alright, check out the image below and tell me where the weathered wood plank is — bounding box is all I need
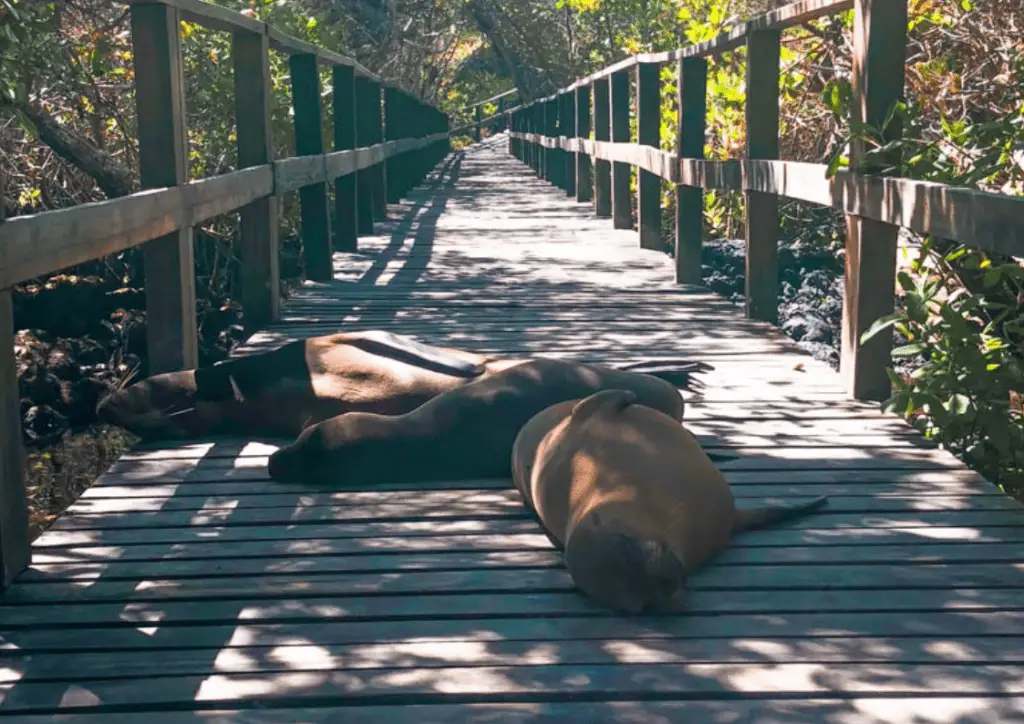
[130,1,199,374]
[0,289,30,590]
[636,61,662,249]
[575,84,592,203]
[123,0,264,34]
[610,69,633,229]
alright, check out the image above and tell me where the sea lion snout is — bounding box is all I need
[565,514,687,614]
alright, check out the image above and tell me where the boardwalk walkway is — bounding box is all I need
[2,136,1024,722]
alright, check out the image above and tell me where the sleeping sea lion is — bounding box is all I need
[97,329,710,441]
[265,359,687,486]
[510,389,829,614]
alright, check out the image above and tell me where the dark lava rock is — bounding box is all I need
[23,405,70,447]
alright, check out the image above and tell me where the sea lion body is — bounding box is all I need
[96,331,525,439]
[512,389,828,614]
[266,359,685,486]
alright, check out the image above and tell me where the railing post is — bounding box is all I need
[130,3,198,374]
[544,99,557,185]
[384,86,402,203]
[333,64,358,252]
[369,81,387,221]
[841,0,908,401]
[610,69,632,229]
[474,104,482,143]
[355,75,375,235]
[289,52,333,282]
[0,199,30,590]
[676,57,707,285]
[575,84,593,203]
[744,29,781,323]
[531,105,542,175]
[498,96,506,133]
[637,61,661,249]
[561,91,576,197]
[593,78,612,218]
[232,25,279,330]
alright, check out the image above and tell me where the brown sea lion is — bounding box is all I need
[97,329,710,441]
[510,389,828,614]
[265,359,687,486]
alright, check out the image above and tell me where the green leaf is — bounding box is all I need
[892,342,926,357]
[860,312,902,344]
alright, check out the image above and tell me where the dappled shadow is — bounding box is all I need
[2,136,1024,721]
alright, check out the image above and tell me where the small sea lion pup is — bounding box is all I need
[266,359,689,486]
[97,328,709,441]
[510,389,829,615]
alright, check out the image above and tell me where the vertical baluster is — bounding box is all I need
[593,78,612,218]
[575,84,593,204]
[333,64,358,252]
[610,69,632,229]
[637,61,661,249]
[232,25,280,327]
[355,75,375,235]
[841,0,909,400]
[675,57,708,285]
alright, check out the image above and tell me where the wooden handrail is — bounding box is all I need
[0,0,454,590]
[508,0,1020,404]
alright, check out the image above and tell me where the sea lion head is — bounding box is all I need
[95,370,204,439]
[564,509,687,615]
[266,411,414,486]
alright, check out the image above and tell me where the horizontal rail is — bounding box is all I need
[0,134,450,288]
[456,88,519,113]
[510,132,1024,257]
[122,0,382,82]
[523,0,853,106]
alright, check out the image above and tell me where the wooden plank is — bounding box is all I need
[744,28,781,325]
[675,56,707,284]
[130,1,199,374]
[2,658,1024,713]
[840,0,908,401]
[332,63,358,252]
[289,52,333,282]
[9,634,1024,688]
[562,91,576,196]
[575,84,592,203]
[3,584,1024,629]
[610,69,632,229]
[0,286,30,590]
[636,61,661,249]
[5,698,1024,724]
[8,608,1024,654]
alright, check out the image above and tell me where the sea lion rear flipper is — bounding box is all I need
[354,331,486,378]
[731,495,829,535]
[570,389,637,425]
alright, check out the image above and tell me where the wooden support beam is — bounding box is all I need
[561,91,576,197]
[130,2,198,374]
[332,64,358,252]
[675,57,708,285]
[0,195,30,591]
[474,105,482,143]
[610,69,633,230]
[576,84,593,203]
[841,0,909,401]
[744,29,781,324]
[544,99,557,185]
[368,81,387,221]
[355,75,375,235]
[232,27,279,331]
[593,78,612,218]
[384,87,403,204]
[289,52,333,282]
[637,61,662,249]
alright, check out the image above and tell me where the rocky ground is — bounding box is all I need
[700,237,847,369]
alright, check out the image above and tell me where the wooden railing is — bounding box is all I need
[507,0,1023,399]
[0,0,457,588]
[452,88,519,142]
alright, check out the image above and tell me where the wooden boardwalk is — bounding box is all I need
[2,136,1024,722]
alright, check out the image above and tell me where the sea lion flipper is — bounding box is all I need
[731,495,829,535]
[570,389,637,425]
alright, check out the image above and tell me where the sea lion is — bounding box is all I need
[510,389,828,614]
[95,331,527,440]
[266,359,687,486]
[97,329,710,441]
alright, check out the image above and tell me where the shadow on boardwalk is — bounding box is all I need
[1,135,1023,721]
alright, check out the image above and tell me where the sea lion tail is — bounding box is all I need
[731,495,829,535]
[615,359,712,391]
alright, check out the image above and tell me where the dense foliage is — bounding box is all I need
[1,0,1022,532]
